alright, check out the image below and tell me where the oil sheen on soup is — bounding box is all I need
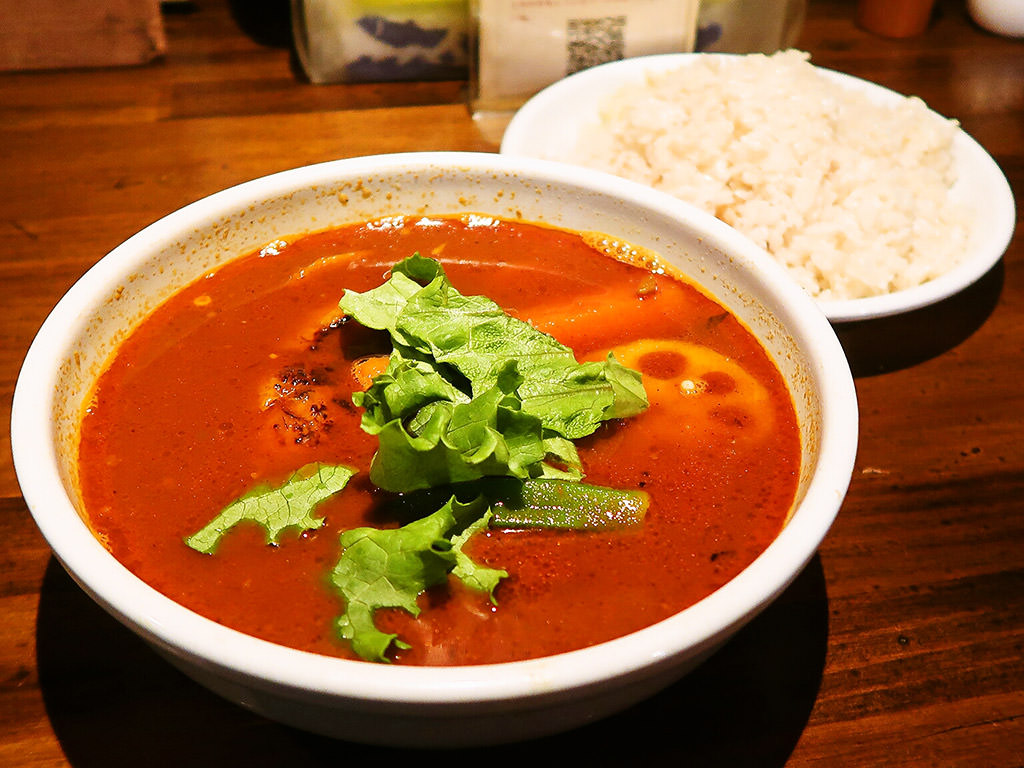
[78,214,801,666]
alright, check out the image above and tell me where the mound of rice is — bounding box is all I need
[572,50,971,301]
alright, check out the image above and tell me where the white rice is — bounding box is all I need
[572,50,971,301]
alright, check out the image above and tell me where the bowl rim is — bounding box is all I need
[12,150,859,706]
[500,52,1017,324]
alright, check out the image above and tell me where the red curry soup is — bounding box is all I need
[78,214,800,666]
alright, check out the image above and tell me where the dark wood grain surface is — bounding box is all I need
[1,1,1021,765]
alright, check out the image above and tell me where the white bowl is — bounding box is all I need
[969,0,1024,37]
[501,54,1016,323]
[12,152,858,747]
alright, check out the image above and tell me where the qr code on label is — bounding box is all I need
[566,16,626,74]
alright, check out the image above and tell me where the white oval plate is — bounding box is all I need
[501,53,1016,323]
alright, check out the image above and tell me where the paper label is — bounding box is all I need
[475,0,699,105]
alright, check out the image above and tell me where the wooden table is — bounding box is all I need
[2,1,1021,764]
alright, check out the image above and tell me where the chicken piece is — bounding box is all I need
[259,365,335,445]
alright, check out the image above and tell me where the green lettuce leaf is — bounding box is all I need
[330,495,505,662]
[337,254,442,335]
[355,354,574,492]
[185,463,356,554]
[451,510,508,600]
[340,255,647,491]
[357,257,648,432]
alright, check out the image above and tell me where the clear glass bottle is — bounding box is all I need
[695,0,806,53]
[293,0,470,83]
[468,0,701,117]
